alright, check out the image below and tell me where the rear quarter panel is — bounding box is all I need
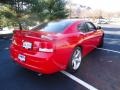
[54,32,84,68]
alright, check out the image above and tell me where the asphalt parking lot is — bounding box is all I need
[0,25,120,90]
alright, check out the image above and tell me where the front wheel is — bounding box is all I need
[67,47,82,73]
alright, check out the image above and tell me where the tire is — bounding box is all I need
[67,47,82,73]
[98,34,104,47]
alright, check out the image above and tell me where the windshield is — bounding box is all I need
[31,20,73,33]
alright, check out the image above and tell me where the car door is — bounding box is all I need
[77,22,98,56]
[85,22,99,48]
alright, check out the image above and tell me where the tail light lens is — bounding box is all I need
[39,42,54,53]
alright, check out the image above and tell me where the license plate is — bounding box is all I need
[23,41,32,49]
[18,54,26,62]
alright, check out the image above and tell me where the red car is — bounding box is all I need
[10,19,104,74]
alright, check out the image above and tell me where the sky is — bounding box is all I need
[71,0,120,12]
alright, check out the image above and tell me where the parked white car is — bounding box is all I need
[96,19,109,24]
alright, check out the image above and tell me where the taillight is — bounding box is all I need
[39,42,54,53]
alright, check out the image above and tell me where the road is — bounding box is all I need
[0,25,120,90]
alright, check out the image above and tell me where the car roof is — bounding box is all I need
[59,19,88,23]
[52,19,88,24]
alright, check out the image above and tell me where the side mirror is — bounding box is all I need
[96,26,102,29]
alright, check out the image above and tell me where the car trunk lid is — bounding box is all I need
[12,30,56,54]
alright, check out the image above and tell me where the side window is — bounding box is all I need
[86,22,96,32]
[77,23,86,33]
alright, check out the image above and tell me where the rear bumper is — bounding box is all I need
[10,45,67,74]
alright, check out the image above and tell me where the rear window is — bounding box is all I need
[31,20,73,33]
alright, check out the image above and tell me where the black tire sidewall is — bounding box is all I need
[67,47,82,73]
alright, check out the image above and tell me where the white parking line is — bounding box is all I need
[97,48,120,54]
[61,48,120,90]
[4,47,9,50]
[61,71,98,90]
[104,38,120,41]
